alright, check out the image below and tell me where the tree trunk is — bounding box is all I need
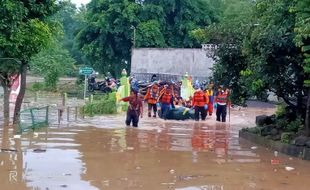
[305,89,310,136]
[2,84,11,126]
[13,62,27,125]
[296,89,304,117]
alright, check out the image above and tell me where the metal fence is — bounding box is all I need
[132,72,207,82]
[19,106,49,133]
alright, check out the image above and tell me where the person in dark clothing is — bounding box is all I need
[215,86,229,122]
[120,90,143,127]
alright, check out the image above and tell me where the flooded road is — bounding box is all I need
[1,101,310,190]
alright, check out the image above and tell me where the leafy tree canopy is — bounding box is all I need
[77,0,219,76]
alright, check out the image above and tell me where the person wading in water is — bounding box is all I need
[120,90,143,127]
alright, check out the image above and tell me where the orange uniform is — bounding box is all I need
[144,85,159,104]
[215,93,228,105]
[144,85,160,117]
[160,91,173,104]
[192,90,208,107]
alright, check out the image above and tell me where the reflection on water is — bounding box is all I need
[0,107,310,190]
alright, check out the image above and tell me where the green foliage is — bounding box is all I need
[136,20,166,47]
[243,0,304,106]
[281,132,293,144]
[81,92,117,116]
[77,0,140,76]
[0,1,60,123]
[30,41,76,90]
[77,0,218,76]
[286,117,304,132]
[276,118,289,129]
[55,0,88,65]
[191,0,254,105]
[29,82,45,92]
[275,103,286,118]
[294,0,310,88]
[192,0,307,110]
[0,1,59,61]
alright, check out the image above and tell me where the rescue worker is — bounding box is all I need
[205,83,215,116]
[144,82,159,117]
[215,85,229,122]
[192,85,208,121]
[120,90,143,127]
[158,85,174,119]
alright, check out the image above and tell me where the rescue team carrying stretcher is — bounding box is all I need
[119,77,230,127]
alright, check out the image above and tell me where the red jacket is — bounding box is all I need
[192,90,208,107]
[215,93,228,105]
[122,96,143,114]
[160,92,172,104]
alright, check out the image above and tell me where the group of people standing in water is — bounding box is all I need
[120,78,230,127]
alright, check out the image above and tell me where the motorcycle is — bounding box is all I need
[87,76,112,93]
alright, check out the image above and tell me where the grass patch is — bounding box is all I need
[81,92,117,116]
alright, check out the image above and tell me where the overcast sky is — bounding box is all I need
[71,0,91,6]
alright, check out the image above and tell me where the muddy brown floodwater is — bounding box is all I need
[0,101,310,190]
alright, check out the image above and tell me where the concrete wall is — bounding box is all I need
[131,48,215,81]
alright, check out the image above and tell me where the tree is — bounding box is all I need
[77,0,218,76]
[244,0,305,114]
[30,40,76,90]
[192,0,310,135]
[77,0,140,77]
[191,0,255,105]
[294,0,310,135]
[56,0,87,65]
[142,0,218,48]
[0,1,59,125]
[136,20,166,47]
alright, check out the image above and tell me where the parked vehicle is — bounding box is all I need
[87,75,112,93]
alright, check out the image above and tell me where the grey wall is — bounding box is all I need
[131,48,215,81]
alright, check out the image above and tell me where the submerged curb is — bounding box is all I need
[239,130,310,161]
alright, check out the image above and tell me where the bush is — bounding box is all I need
[285,117,303,133]
[81,92,117,116]
[30,82,45,91]
[276,118,289,129]
[281,132,293,144]
[275,103,286,118]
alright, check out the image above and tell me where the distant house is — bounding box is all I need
[130,48,215,82]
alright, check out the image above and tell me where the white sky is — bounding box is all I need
[70,0,91,6]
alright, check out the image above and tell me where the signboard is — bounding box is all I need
[79,67,93,100]
[79,67,93,75]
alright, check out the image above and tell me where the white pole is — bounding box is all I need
[84,75,87,100]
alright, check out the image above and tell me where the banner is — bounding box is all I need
[9,75,21,111]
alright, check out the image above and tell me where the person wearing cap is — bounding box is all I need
[192,85,208,121]
[214,85,229,122]
[158,86,174,119]
[144,82,160,117]
[120,90,143,127]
